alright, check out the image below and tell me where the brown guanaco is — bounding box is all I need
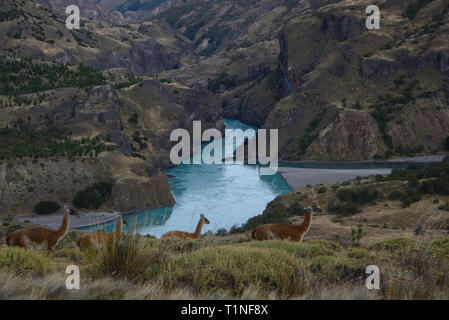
[5,205,79,252]
[161,214,210,239]
[251,206,322,242]
[76,216,128,249]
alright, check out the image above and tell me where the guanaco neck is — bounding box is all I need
[56,214,70,237]
[193,218,205,238]
[114,218,123,238]
[295,210,313,232]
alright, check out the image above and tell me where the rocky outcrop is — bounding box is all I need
[253,0,449,160]
[0,78,222,215]
[305,109,386,161]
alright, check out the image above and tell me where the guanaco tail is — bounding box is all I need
[161,214,210,239]
[251,206,323,242]
[5,206,79,252]
[76,216,128,249]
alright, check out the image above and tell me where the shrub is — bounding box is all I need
[151,237,214,254]
[238,240,340,258]
[34,201,60,215]
[160,246,301,296]
[73,182,113,209]
[317,186,327,193]
[0,248,48,276]
[337,188,379,205]
[346,248,369,259]
[403,0,431,20]
[50,248,83,263]
[431,236,449,259]
[401,179,421,207]
[328,201,361,215]
[371,238,416,252]
[438,202,449,211]
[309,255,368,280]
[96,234,163,281]
[388,190,403,200]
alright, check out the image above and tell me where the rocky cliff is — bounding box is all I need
[261,0,449,160]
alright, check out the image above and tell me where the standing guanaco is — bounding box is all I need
[251,206,322,242]
[5,205,79,252]
[161,214,210,239]
[76,216,128,249]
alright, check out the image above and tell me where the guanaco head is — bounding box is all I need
[304,206,324,215]
[200,214,210,224]
[122,217,129,227]
[64,205,80,218]
[312,207,324,214]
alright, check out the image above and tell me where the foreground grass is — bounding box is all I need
[0,235,448,299]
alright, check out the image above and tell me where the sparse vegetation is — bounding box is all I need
[0,58,105,96]
[0,248,48,276]
[207,72,236,93]
[0,121,113,160]
[297,109,327,157]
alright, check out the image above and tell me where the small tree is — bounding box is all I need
[351,224,364,247]
[34,201,60,215]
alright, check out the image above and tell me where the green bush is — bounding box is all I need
[73,182,113,209]
[309,255,368,280]
[95,234,162,281]
[337,188,379,205]
[328,201,361,215]
[238,240,340,258]
[431,236,449,259]
[346,248,369,259]
[34,201,60,215]
[160,246,301,296]
[0,248,48,276]
[371,238,416,252]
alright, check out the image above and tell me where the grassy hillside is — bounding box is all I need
[0,233,448,299]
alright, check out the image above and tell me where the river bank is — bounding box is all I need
[277,167,392,189]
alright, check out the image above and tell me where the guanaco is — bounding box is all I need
[161,214,210,239]
[251,206,322,242]
[5,205,79,252]
[76,216,128,249]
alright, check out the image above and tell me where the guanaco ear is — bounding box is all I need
[200,214,204,218]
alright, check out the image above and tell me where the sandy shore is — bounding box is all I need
[385,155,446,162]
[278,167,392,189]
[14,211,121,229]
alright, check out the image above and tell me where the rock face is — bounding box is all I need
[0,1,196,75]
[0,154,175,216]
[1,0,449,215]
[258,0,449,160]
[0,79,222,215]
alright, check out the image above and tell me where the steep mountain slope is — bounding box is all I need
[0,0,222,215]
[251,0,449,160]
[0,0,196,75]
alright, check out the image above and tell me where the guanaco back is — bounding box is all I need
[251,207,322,242]
[77,216,127,249]
[161,214,210,239]
[5,206,78,252]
